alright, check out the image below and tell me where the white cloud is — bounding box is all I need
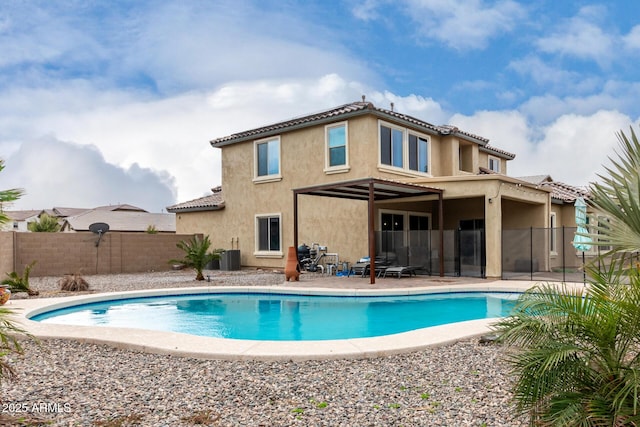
[118,2,377,94]
[450,109,635,186]
[509,56,581,87]
[402,0,526,50]
[0,74,387,211]
[623,24,640,50]
[350,0,384,21]
[3,68,635,212]
[535,6,613,66]
[3,137,176,212]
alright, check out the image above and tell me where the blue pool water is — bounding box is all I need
[31,292,518,341]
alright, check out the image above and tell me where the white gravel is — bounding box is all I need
[1,269,527,426]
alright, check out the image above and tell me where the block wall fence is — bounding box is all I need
[0,231,200,277]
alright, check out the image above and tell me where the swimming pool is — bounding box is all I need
[31,291,518,341]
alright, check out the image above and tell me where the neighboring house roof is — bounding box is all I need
[61,210,175,232]
[516,175,590,203]
[210,101,516,160]
[3,210,43,221]
[166,187,225,213]
[50,207,89,218]
[49,205,146,219]
[93,204,148,212]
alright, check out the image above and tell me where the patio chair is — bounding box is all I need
[348,257,392,278]
[382,266,418,278]
[348,262,370,277]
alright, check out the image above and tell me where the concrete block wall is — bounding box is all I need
[0,231,198,277]
[0,232,14,275]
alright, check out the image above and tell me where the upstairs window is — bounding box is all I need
[325,122,348,170]
[409,134,429,173]
[488,156,501,173]
[380,124,404,168]
[255,137,280,179]
[379,122,430,175]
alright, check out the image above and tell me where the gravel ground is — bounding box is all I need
[1,270,527,426]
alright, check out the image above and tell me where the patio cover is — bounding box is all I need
[292,178,444,284]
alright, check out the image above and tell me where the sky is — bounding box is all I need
[1,0,640,212]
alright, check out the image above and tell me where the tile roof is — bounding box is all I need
[516,175,590,203]
[93,204,147,212]
[50,207,91,217]
[210,101,515,159]
[2,209,42,221]
[540,181,590,203]
[62,210,176,232]
[166,186,225,213]
[516,175,553,184]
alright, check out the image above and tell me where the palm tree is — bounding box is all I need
[493,127,640,425]
[27,213,61,232]
[0,159,29,387]
[170,235,218,281]
[585,126,640,252]
[1,261,39,296]
[0,306,28,386]
[0,159,23,225]
[493,259,640,425]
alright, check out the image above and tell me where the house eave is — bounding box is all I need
[210,103,490,148]
[166,205,225,213]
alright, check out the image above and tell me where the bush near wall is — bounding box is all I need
[0,231,200,277]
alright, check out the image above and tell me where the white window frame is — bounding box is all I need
[488,155,501,173]
[254,213,283,258]
[253,136,282,183]
[378,120,432,177]
[549,212,557,255]
[324,121,350,174]
[408,131,431,174]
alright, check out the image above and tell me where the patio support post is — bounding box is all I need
[368,180,376,285]
[439,192,444,277]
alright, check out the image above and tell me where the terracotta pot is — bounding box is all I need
[284,246,300,282]
[0,286,11,305]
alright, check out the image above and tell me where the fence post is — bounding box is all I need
[562,226,566,283]
[530,227,533,280]
[456,228,461,277]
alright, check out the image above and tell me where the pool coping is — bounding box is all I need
[8,281,544,361]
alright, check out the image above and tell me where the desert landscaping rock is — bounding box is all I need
[2,270,527,426]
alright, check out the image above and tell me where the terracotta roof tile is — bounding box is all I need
[210,101,514,158]
[166,186,225,213]
[62,210,175,232]
[540,181,590,203]
[516,175,589,203]
[2,210,42,221]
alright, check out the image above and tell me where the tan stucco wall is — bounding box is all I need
[189,115,544,277]
[174,210,227,250]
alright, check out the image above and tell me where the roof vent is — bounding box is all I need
[390,102,394,112]
[361,95,366,102]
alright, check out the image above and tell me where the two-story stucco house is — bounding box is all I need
[170,101,570,279]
